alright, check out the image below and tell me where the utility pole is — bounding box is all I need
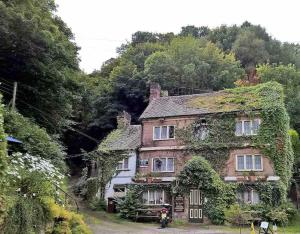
[12,81,17,110]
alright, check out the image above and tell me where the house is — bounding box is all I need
[99,111,141,211]
[135,82,292,223]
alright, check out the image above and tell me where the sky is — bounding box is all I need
[55,0,300,73]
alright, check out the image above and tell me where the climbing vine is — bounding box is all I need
[177,82,294,214]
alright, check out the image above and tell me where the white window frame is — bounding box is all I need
[235,154,263,171]
[153,125,175,140]
[237,189,260,205]
[235,118,261,136]
[142,190,165,205]
[152,157,175,172]
[116,158,129,171]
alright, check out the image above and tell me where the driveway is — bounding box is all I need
[83,210,240,234]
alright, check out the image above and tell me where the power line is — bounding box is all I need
[0,87,99,144]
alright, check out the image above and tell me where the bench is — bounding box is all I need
[135,208,161,221]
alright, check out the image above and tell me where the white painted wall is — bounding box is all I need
[105,151,137,200]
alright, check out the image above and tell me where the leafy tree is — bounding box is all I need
[144,37,244,91]
[232,30,269,68]
[289,129,300,172]
[0,0,80,133]
[257,64,300,131]
[180,25,210,38]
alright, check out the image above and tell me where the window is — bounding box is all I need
[236,155,262,171]
[116,158,129,170]
[139,159,149,167]
[153,126,175,140]
[237,189,260,205]
[142,190,165,205]
[194,119,209,140]
[235,119,261,136]
[153,158,174,172]
[114,187,125,193]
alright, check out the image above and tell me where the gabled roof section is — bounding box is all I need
[139,82,283,119]
[99,125,141,151]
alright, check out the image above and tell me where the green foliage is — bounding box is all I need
[0,96,7,181]
[175,156,236,224]
[88,197,107,211]
[257,64,300,131]
[145,37,244,91]
[0,0,81,133]
[116,186,143,220]
[224,204,252,225]
[289,129,300,171]
[4,110,66,171]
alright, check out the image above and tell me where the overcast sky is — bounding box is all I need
[55,0,300,73]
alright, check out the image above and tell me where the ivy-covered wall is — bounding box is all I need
[178,82,294,204]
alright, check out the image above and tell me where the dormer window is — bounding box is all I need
[153,126,175,140]
[235,119,260,136]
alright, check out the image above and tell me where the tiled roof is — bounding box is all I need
[99,125,141,151]
[139,92,219,119]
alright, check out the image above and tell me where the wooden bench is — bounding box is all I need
[135,208,161,221]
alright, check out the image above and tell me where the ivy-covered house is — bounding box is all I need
[135,82,293,223]
[99,111,141,212]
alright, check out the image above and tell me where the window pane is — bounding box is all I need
[123,158,129,169]
[237,156,244,170]
[254,155,262,170]
[156,190,163,204]
[153,159,161,171]
[246,155,253,170]
[161,126,168,139]
[235,121,242,135]
[252,190,260,204]
[149,191,155,204]
[142,192,148,204]
[161,158,167,171]
[140,159,148,167]
[154,127,161,139]
[252,119,260,135]
[244,121,251,135]
[167,158,174,171]
[168,126,175,138]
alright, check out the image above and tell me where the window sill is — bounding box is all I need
[151,171,175,173]
[116,169,130,171]
[153,138,175,141]
[236,169,263,172]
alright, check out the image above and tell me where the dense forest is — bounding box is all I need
[0,0,300,232]
[0,0,300,169]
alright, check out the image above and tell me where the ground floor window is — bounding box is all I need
[237,189,260,205]
[142,190,165,205]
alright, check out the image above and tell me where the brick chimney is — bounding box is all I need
[149,83,161,102]
[117,111,131,129]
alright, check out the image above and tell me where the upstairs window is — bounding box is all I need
[236,155,262,171]
[153,126,175,140]
[116,158,129,170]
[152,158,175,172]
[235,119,260,136]
[194,119,209,140]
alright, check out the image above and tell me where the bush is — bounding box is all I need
[116,187,143,219]
[88,197,106,211]
[224,203,252,225]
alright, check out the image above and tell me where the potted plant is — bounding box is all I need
[151,172,162,182]
[133,172,145,183]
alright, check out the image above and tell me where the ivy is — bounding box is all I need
[176,82,294,221]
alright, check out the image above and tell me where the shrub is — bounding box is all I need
[224,203,252,225]
[116,187,143,219]
[88,197,106,211]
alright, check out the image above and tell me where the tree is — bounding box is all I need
[257,64,300,131]
[180,25,210,38]
[144,37,244,91]
[0,0,80,133]
[232,30,269,68]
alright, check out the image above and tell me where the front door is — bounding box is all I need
[189,189,203,223]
